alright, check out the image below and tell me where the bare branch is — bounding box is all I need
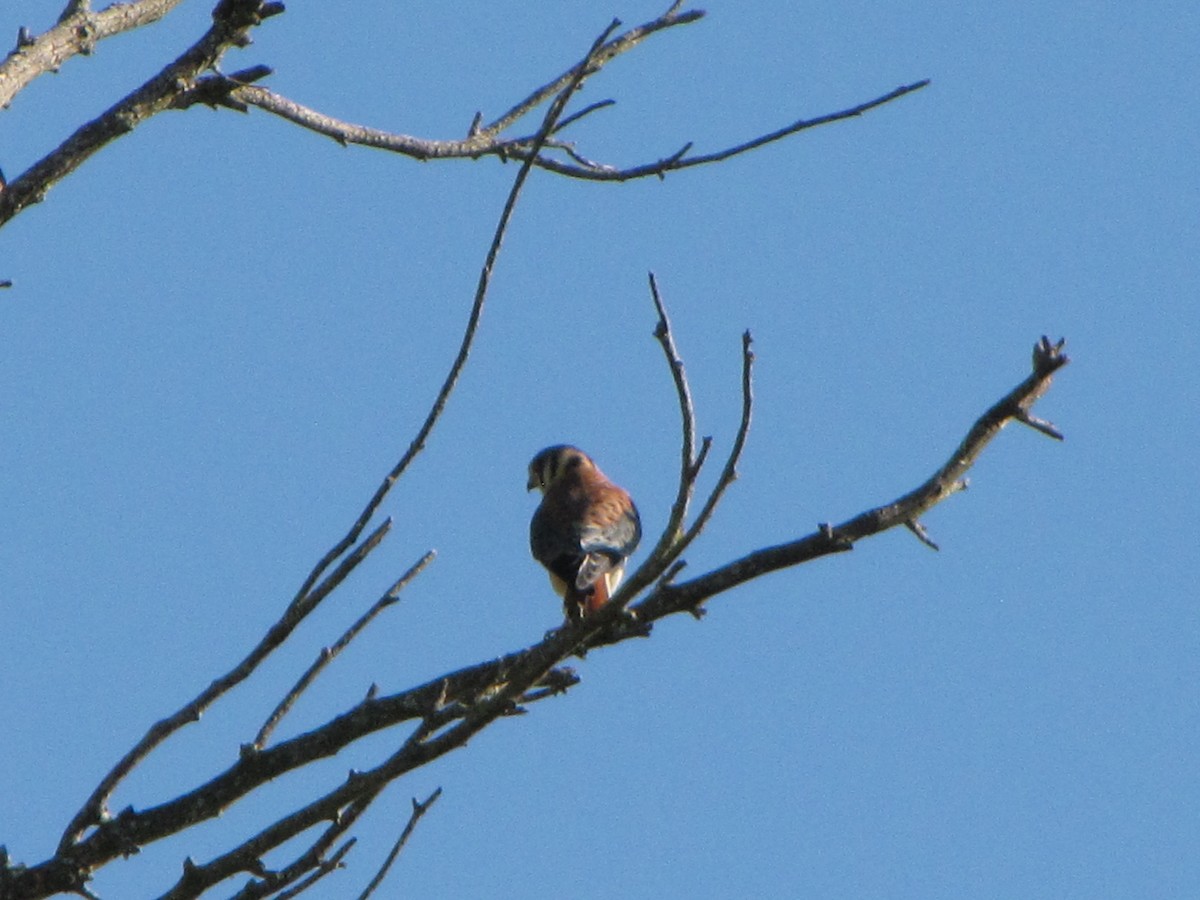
[356,788,443,900]
[479,6,704,138]
[254,551,436,751]
[0,0,284,227]
[0,0,186,111]
[272,839,355,900]
[623,327,756,607]
[201,75,929,185]
[1015,409,1064,440]
[905,519,940,551]
[675,331,756,554]
[57,517,392,854]
[167,9,925,187]
[189,794,372,900]
[501,80,931,182]
[4,24,616,900]
[646,272,702,554]
[636,337,1070,621]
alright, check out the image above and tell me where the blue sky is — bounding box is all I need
[2,2,1197,898]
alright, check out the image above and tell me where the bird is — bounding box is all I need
[527,445,641,621]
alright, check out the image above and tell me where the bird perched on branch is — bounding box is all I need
[528,445,641,621]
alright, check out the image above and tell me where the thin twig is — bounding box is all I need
[214,78,929,186]
[668,331,755,557]
[219,795,374,900]
[479,5,703,138]
[507,80,932,182]
[254,550,436,750]
[905,519,940,551]
[628,273,704,591]
[272,838,356,900]
[356,788,443,900]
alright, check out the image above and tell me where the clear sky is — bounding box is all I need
[2,2,1197,898]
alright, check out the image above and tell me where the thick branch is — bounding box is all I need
[0,0,283,227]
[0,0,187,111]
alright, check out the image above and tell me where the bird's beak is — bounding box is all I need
[526,475,539,492]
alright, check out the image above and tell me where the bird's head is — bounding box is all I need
[527,445,592,493]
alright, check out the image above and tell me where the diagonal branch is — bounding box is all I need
[0,0,284,227]
[56,516,392,854]
[281,20,628,640]
[0,0,188,111]
[272,838,356,900]
[478,5,703,138]
[635,337,1070,621]
[4,23,619,900]
[355,788,443,900]
[253,550,436,751]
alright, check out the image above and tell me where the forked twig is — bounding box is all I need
[271,838,356,900]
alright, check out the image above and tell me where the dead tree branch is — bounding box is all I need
[188,62,928,183]
[356,789,443,900]
[0,0,187,111]
[253,550,437,751]
[0,0,284,227]
[0,5,1060,899]
[634,336,1070,621]
[0,21,612,900]
[0,1,928,231]
[56,516,393,855]
[0,265,1066,900]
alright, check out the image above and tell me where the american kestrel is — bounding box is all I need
[528,445,642,621]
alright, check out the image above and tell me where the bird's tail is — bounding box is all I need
[564,577,609,621]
